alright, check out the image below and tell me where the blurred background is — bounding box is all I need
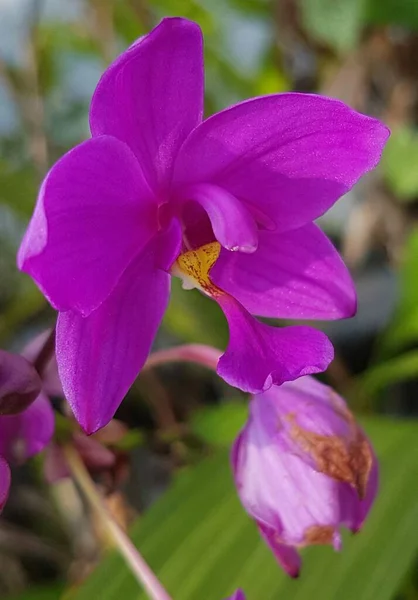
[0,0,418,599]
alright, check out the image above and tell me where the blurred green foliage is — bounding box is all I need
[382,130,418,203]
[358,229,418,398]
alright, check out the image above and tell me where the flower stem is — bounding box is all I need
[144,344,221,372]
[63,445,172,600]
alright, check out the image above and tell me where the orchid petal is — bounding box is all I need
[180,184,258,252]
[174,93,389,231]
[0,458,10,512]
[90,18,204,192]
[18,136,157,317]
[212,223,356,320]
[56,242,172,434]
[0,393,54,464]
[216,295,333,393]
[339,449,379,533]
[257,523,301,578]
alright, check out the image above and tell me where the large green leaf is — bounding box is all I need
[73,418,418,600]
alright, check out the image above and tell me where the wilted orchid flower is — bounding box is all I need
[232,376,377,577]
[18,17,389,433]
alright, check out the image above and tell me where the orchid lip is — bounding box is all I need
[171,241,223,295]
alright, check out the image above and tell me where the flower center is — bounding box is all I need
[171,241,222,296]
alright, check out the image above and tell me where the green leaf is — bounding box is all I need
[74,417,418,600]
[300,0,366,53]
[382,129,418,202]
[365,0,418,27]
[190,401,248,446]
[378,229,418,355]
[7,584,64,599]
[359,350,418,396]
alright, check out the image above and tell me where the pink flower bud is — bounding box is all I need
[231,376,378,577]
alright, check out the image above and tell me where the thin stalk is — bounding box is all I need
[63,445,172,600]
[144,344,221,372]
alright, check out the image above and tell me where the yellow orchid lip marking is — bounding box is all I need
[172,241,222,297]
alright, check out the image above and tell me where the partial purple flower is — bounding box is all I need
[226,591,246,600]
[0,340,55,511]
[0,394,54,466]
[0,393,54,512]
[0,457,10,512]
[18,17,389,433]
[231,376,377,577]
[0,349,42,415]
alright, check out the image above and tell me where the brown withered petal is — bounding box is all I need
[304,525,336,546]
[0,350,43,415]
[289,416,373,500]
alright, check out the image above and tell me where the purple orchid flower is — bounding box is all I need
[0,340,56,511]
[18,17,389,433]
[231,376,378,578]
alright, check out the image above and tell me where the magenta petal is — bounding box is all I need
[56,244,171,434]
[212,223,356,320]
[18,135,157,317]
[0,393,54,464]
[0,457,10,512]
[174,93,389,231]
[216,296,333,393]
[257,523,301,578]
[90,18,203,192]
[181,184,258,252]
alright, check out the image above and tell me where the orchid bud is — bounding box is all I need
[0,349,42,415]
[231,376,377,578]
